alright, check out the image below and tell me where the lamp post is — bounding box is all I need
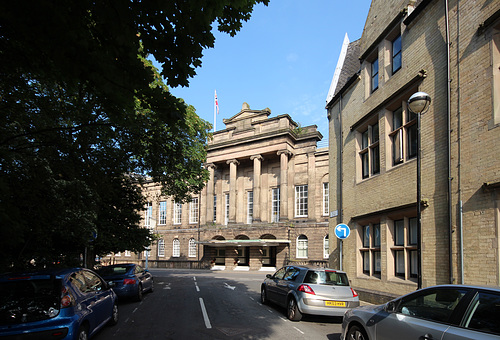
[408,91,431,290]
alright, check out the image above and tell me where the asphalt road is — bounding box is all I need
[94,268,344,340]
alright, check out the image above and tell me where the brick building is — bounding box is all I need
[109,103,330,271]
[327,0,500,303]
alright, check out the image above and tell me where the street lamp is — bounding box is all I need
[408,91,431,290]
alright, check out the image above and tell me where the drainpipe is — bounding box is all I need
[338,94,344,271]
[444,0,454,284]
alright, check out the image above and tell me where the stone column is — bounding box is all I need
[206,163,216,223]
[277,150,292,221]
[250,155,263,222]
[226,159,239,224]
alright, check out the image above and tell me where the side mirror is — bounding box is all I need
[385,301,397,313]
[266,274,272,279]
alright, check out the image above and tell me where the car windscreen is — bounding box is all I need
[0,278,62,325]
[304,270,350,286]
[98,266,130,276]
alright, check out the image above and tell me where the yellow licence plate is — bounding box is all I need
[325,301,346,307]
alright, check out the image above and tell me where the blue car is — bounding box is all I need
[0,267,118,340]
[97,264,154,301]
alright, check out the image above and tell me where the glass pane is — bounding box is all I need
[371,145,380,174]
[465,292,500,335]
[393,107,403,129]
[362,130,369,149]
[362,152,369,179]
[363,226,370,247]
[409,217,418,245]
[395,250,405,276]
[372,122,379,142]
[373,251,381,273]
[363,251,370,273]
[392,129,403,164]
[395,220,405,246]
[408,123,417,159]
[373,224,381,247]
[371,59,379,91]
[410,250,418,277]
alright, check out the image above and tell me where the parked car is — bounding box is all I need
[97,264,153,301]
[261,265,359,321]
[0,267,118,340]
[341,284,500,340]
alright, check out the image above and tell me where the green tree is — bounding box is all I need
[0,0,268,270]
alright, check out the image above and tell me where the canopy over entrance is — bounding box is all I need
[197,239,290,247]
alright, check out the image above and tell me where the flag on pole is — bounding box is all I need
[214,90,219,115]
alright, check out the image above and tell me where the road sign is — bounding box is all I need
[334,224,350,239]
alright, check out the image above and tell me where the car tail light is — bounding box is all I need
[123,278,136,285]
[61,286,73,308]
[351,288,358,298]
[298,284,316,295]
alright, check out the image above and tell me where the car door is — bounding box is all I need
[266,267,287,304]
[442,289,500,340]
[81,270,114,333]
[135,265,152,292]
[375,287,469,340]
[274,267,301,306]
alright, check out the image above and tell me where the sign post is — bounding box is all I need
[334,224,350,271]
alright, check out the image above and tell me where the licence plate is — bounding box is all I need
[325,301,346,307]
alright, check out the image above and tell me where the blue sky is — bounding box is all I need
[169,1,371,144]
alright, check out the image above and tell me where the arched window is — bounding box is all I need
[173,238,180,257]
[188,238,196,258]
[297,235,308,259]
[158,239,165,257]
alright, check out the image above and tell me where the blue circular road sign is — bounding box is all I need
[335,224,350,239]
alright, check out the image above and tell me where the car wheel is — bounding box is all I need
[77,325,88,340]
[346,325,369,340]
[135,285,143,301]
[260,287,268,304]
[108,303,118,326]
[287,297,302,321]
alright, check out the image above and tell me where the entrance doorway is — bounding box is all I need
[262,247,276,267]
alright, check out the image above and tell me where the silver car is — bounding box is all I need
[261,265,359,321]
[341,284,500,340]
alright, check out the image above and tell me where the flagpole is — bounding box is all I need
[214,90,216,132]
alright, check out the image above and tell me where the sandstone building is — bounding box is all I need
[327,0,500,302]
[109,103,330,271]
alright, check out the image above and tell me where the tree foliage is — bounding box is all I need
[0,0,268,270]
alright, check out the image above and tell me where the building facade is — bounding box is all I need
[109,103,330,271]
[327,0,500,303]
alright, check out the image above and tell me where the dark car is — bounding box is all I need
[0,267,118,340]
[97,264,153,301]
[341,284,500,340]
[261,265,359,321]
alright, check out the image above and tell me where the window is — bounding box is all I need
[391,217,418,279]
[213,195,217,223]
[392,35,402,74]
[158,239,165,257]
[172,238,180,257]
[224,193,229,225]
[464,291,500,335]
[272,188,280,222]
[189,197,199,224]
[144,203,152,227]
[322,183,329,216]
[323,234,329,259]
[371,58,379,92]
[397,287,468,323]
[124,250,131,257]
[360,223,381,276]
[297,235,308,258]
[247,191,253,224]
[359,122,380,179]
[389,105,417,166]
[188,238,196,258]
[159,201,167,225]
[173,202,182,225]
[295,185,308,217]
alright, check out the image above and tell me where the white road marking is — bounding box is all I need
[132,308,138,313]
[293,327,304,334]
[193,276,197,281]
[199,298,212,329]
[195,282,200,292]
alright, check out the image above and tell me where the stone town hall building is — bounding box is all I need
[109,103,330,271]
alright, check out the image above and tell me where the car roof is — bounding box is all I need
[0,267,84,281]
[285,264,346,274]
[421,284,500,293]
[101,263,135,268]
